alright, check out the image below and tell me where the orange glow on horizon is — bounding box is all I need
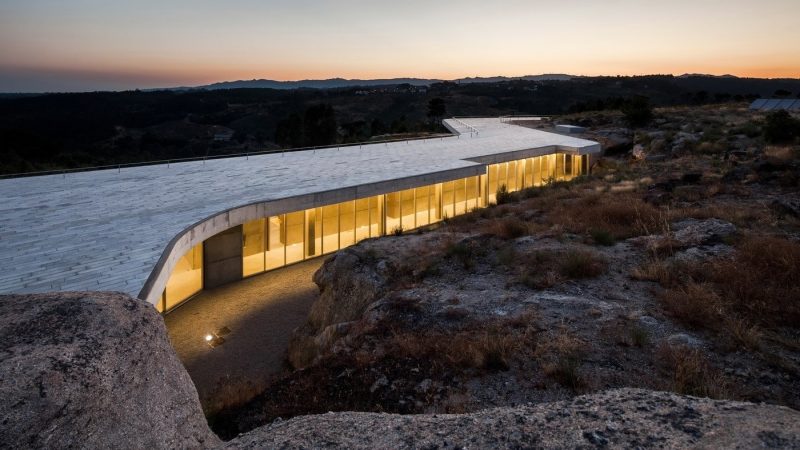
[1,0,798,91]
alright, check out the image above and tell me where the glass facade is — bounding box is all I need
[160,242,203,312]
[160,153,587,312]
[486,153,585,203]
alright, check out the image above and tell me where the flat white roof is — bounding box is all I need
[0,118,600,299]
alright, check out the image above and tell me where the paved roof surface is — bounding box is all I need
[0,118,599,298]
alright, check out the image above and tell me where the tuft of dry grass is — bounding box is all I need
[486,216,529,239]
[390,312,538,372]
[559,249,607,279]
[659,282,723,329]
[540,330,587,390]
[549,193,663,240]
[708,236,800,326]
[657,343,731,399]
[630,258,674,285]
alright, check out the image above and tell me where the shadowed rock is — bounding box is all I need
[0,292,220,449]
[226,388,800,449]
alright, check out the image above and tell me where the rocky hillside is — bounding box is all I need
[2,104,799,448]
[1,292,799,449]
[214,104,800,438]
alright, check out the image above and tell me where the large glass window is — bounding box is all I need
[385,192,401,234]
[487,164,498,204]
[455,178,467,215]
[265,216,285,270]
[431,184,442,222]
[285,211,304,264]
[415,186,430,227]
[242,219,265,276]
[497,163,508,192]
[507,161,517,192]
[340,200,355,247]
[355,198,370,243]
[400,188,415,231]
[369,195,383,237]
[466,176,479,211]
[322,204,339,254]
[442,181,455,219]
[306,208,321,257]
[165,243,203,310]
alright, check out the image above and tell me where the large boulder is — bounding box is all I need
[226,388,800,449]
[288,246,394,368]
[0,292,219,449]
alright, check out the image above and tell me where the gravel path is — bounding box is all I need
[165,259,323,401]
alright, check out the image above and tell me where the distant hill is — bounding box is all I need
[168,74,577,91]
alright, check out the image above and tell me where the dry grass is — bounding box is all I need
[659,282,723,329]
[708,236,800,326]
[548,192,664,240]
[559,249,607,279]
[647,235,800,360]
[485,216,529,239]
[539,330,587,390]
[516,248,606,289]
[657,344,731,399]
[390,312,538,372]
[630,258,674,285]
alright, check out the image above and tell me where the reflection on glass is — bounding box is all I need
[322,204,339,254]
[265,216,285,270]
[415,186,429,226]
[243,219,265,276]
[165,243,203,309]
[340,201,355,247]
[355,198,370,243]
[306,208,321,257]
[285,211,304,264]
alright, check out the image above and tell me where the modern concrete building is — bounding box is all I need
[0,117,600,313]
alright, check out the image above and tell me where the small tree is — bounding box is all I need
[427,97,447,123]
[620,96,653,128]
[763,110,800,144]
[774,89,792,98]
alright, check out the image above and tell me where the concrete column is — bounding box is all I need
[203,225,243,289]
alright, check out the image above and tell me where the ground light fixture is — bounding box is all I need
[205,326,232,348]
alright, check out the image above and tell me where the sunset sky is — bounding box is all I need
[1,0,799,92]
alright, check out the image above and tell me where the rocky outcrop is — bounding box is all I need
[288,244,400,368]
[0,292,219,449]
[630,218,737,261]
[226,388,800,449]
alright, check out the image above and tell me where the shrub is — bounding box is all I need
[657,344,730,399]
[659,282,722,329]
[559,249,606,279]
[446,241,476,269]
[496,184,513,205]
[629,325,650,347]
[541,331,586,390]
[621,95,653,128]
[490,216,529,239]
[590,228,616,246]
[763,110,800,144]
